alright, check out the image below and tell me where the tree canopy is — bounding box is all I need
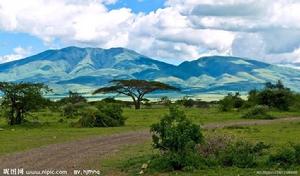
[0,82,51,125]
[93,79,179,109]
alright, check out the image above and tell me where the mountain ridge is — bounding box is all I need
[0,46,299,95]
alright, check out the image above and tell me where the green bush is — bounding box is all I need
[242,105,274,119]
[96,103,126,126]
[219,93,244,111]
[62,103,78,118]
[176,96,195,108]
[150,106,203,170]
[62,102,90,118]
[247,81,294,111]
[75,103,126,127]
[268,144,300,167]
[268,148,296,167]
[293,144,300,164]
[218,141,269,168]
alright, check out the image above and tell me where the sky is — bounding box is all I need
[1,0,300,65]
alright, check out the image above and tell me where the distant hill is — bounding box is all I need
[0,46,299,95]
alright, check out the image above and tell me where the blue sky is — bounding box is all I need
[108,0,165,13]
[1,0,300,64]
[0,0,165,62]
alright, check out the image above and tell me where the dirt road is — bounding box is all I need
[0,117,299,173]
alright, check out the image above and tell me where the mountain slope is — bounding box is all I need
[0,47,299,95]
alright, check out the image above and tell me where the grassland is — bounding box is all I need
[100,121,300,175]
[0,106,300,175]
[1,107,300,156]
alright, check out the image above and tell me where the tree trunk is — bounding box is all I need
[134,101,141,109]
[15,110,22,125]
[9,108,15,125]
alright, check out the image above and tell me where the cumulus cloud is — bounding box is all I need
[0,46,32,63]
[1,0,300,64]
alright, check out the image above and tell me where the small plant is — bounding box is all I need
[150,106,203,170]
[242,105,274,119]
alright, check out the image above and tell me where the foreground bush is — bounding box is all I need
[150,106,203,170]
[218,141,269,168]
[242,105,274,119]
[197,134,270,168]
[268,144,300,167]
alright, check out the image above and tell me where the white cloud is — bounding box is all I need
[1,0,300,64]
[0,47,32,63]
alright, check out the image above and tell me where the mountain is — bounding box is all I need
[0,46,299,96]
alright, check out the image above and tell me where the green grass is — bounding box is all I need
[0,110,142,155]
[124,107,300,127]
[217,121,300,146]
[100,121,300,176]
[0,107,300,157]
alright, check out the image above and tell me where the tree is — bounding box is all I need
[93,79,179,109]
[247,80,294,111]
[59,91,87,104]
[0,82,51,125]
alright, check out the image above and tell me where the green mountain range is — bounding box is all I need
[0,46,299,96]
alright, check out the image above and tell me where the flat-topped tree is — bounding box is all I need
[93,79,179,109]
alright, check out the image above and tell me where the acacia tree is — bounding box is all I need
[93,79,179,109]
[0,82,51,125]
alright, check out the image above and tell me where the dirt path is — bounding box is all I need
[1,117,300,173]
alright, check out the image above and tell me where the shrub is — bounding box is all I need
[176,96,195,108]
[62,103,77,118]
[268,144,300,166]
[242,105,274,119]
[218,140,269,168]
[197,134,233,158]
[96,103,125,126]
[293,144,300,164]
[159,96,172,106]
[78,112,96,127]
[268,148,296,167]
[62,102,89,118]
[219,93,244,111]
[150,106,203,170]
[75,103,126,127]
[142,98,152,108]
[195,99,210,108]
[247,81,294,111]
